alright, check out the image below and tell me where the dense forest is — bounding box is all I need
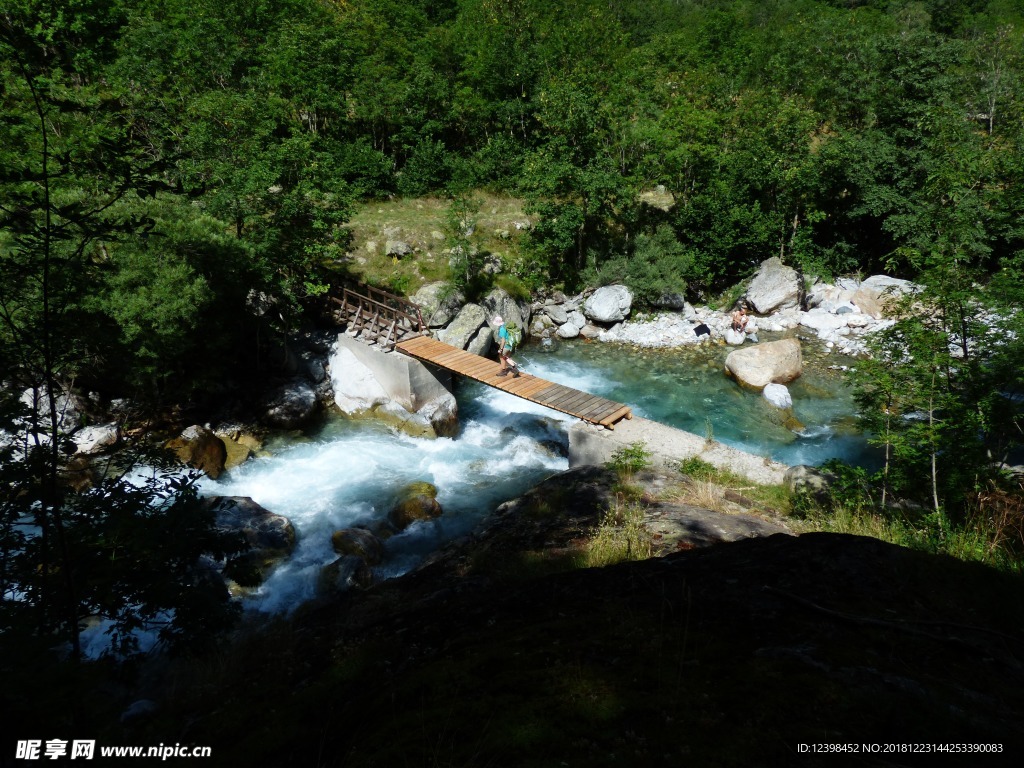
[3,0,1023,399]
[2,0,1024,714]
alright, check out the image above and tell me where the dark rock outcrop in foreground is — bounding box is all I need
[139,471,1024,767]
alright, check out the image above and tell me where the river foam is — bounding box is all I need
[200,374,571,614]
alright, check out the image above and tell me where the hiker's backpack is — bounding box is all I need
[505,322,522,352]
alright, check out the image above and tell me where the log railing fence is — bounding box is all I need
[327,284,426,349]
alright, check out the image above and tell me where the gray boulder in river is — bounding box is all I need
[725,338,803,390]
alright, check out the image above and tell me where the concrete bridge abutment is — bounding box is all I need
[569,416,789,486]
[332,334,458,437]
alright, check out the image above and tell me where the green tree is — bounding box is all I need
[523,81,634,287]
[852,273,1023,515]
[0,0,245,662]
[589,225,691,308]
[445,194,485,295]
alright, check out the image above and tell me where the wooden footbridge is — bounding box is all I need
[327,283,633,429]
[396,335,633,430]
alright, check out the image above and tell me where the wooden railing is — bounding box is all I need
[327,284,426,349]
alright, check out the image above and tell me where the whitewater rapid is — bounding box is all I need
[197,352,598,613]
[78,339,871,656]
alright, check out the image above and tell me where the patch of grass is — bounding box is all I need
[610,481,645,503]
[684,480,730,513]
[747,482,792,514]
[789,461,1024,571]
[582,497,652,568]
[794,504,900,540]
[794,499,1024,572]
[677,456,791,515]
[342,192,531,296]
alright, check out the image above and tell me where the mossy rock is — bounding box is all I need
[224,551,285,589]
[401,481,438,499]
[782,413,805,432]
[318,555,373,594]
[388,482,443,530]
[331,528,384,566]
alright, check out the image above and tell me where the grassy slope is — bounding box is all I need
[340,193,532,295]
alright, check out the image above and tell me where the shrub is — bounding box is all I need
[678,456,717,481]
[588,225,690,308]
[607,441,651,480]
[397,139,450,197]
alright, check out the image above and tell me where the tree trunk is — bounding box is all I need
[23,54,82,660]
[929,368,940,514]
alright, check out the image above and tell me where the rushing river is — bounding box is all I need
[198,335,875,614]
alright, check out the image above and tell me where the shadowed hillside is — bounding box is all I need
[128,468,1024,767]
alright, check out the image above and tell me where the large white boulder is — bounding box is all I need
[861,275,917,295]
[725,338,803,389]
[745,257,800,314]
[332,345,390,414]
[799,310,848,337]
[331,336,457,438]
[762,383,793,409]
[853,275,918,319]
[584,285,633,323]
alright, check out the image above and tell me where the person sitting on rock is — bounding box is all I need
[731,304,749,332]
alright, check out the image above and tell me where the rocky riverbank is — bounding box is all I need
[413,257,916,360]
[31,256,912,491]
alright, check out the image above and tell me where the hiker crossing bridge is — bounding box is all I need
[326,283,633,429]
[396,335,633,430]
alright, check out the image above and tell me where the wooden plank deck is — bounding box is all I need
[395,336,633,429]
